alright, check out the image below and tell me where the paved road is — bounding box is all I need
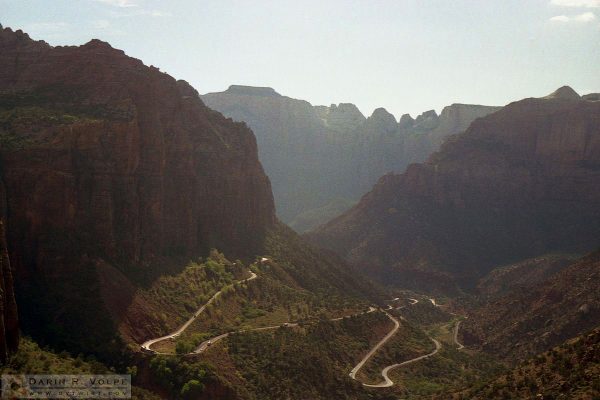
[350,296,445,388]
[140,270,258,353]
[453,320,464,350]
[349,311,400,380]
[364,337,442,388]
[193,322,299,353]
[195,306,377,354]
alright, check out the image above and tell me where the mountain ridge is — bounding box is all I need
[0,25,276,361]
[202,85,500,231]
[309,86,600,291]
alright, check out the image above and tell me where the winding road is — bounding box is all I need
[350,296,466,388]
[453,320,464,350]
[349,311,400,380]
[195,306,377,354]
[141,270,257,353]
[141,272,466,389]
[363,337,442,388]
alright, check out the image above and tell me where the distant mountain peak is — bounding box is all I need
[545,86,581,100]
[226,85,280,97]
[83,38,114,49]
[370,107,395,120]
[398,113,415,129]
[367,107,397,132]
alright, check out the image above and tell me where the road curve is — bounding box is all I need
[193,322,299,353]
[453,320,464,350]
[349,311,400,380]
[350,296,445,388]
[363,337,441,388]
[195,306,377,354]
[141,270,258,353]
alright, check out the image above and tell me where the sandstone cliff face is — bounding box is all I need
[0,28,275,354]
[309,88,600,291]
[0,28,274,267]
[202,86,498,232]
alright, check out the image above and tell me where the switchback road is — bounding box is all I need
[141,270,257,353]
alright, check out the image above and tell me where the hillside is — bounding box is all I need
[449,328,600,400]
[310,87,600,291]
[475,254,577,300]
[461,250,600,362]
[203,85,499,231]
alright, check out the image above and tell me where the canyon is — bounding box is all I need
[310,86,600,292]
[203,85,499,232]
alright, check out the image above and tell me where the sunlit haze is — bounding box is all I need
[2,0,599,116]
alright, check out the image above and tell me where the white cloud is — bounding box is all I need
[549,11,596,21]
[550,0,600,7]
[574,11,597,20]
[93,0,139,8]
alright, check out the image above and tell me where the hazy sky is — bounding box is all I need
[2,0,599,117]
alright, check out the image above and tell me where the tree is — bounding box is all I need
[181,379,204,399]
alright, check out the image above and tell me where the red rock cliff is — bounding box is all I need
[0,27,275,354]
[0,27,275,275]
[309,87,600,292]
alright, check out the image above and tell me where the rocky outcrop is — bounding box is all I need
[319,103,366,132]
[365,108,397,134]
[0,27,275,354]
[398,113,415,129]
[582,93,600,101]
[545,85,581,100]
[309,87,600,291]
[203,86,499,232]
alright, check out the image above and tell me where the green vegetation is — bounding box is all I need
[1,337,110,375]
[175,333,211,355]
[389,346,504,399]
[157,228,383,353]
[453,328,600,400]
[0,88,133,123]
[140,250,243,331]
[149,356,214,399]
[1,337,160,400]
[399,300,452,325]
[263,223,382,304]
[170,264,367,353]
[358,319,435,383]
[202,312,398,400]
[0,102,102,151]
